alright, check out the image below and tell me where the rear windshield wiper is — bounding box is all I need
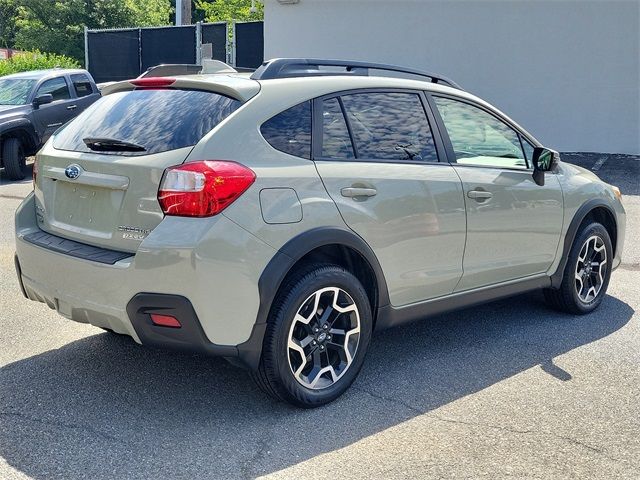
[83,137,146,152]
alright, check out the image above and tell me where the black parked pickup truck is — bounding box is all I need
[0,68,100,180]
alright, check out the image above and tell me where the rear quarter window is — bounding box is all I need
[53,89,241,155]
[260,101,311,159]
[70,74,94,97]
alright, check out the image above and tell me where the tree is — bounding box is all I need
[196,0,263,24]
[10,0,173,62]
[126,0,173,27]
[13,0,125,60]
[0,0,19,49]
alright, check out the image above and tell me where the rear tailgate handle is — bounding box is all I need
[467,189,493,200]
[341,187,377,198]
[42,165,129,190]
[66,104,77,110]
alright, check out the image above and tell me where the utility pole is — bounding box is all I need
[176,0,191,25]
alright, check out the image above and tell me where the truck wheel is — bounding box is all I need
[2,138,27,181]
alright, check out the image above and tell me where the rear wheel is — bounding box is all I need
[251,264,372,408]
[544,222,612,314]
[2,137,27,181]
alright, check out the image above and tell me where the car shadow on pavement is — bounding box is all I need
[0,163,33,188]
[0,292,633,480]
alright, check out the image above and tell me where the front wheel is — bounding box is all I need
[544,222,613,314]
[251,264,372,408]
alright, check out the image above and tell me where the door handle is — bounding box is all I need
[467,189,493,200]
[66,105,77,110]
[341,187,377,198]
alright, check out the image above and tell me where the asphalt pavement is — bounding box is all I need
[0,154,638,479]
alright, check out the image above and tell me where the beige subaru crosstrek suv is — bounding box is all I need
[14,59,625,407]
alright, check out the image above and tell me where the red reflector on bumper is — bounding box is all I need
[150,313,181,328]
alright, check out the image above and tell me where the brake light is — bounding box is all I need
[130,77,176,88]
[158,161,255,217]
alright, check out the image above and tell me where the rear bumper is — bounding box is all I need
[126,293,266,368]
[14,192,277,368]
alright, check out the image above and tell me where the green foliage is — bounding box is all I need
[0,0,261,64]
[125,0,174,27]
[0,0,19,48]
[5,0,172,62]
[196,0,264,24]
[0,50,80,76]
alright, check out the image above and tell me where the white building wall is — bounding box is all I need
[264,0,640,154]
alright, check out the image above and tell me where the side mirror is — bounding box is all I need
[532,147,559,186]
[32,94,53,109]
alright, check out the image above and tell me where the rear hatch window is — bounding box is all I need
[37,88,241,252]
[53,89,241,156]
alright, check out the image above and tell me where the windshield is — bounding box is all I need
[53,89,241,155]
[0,78,36,105]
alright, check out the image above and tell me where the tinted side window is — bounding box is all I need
[340,92,438,162]
[71,74,93,97]
[434,96,528,169]
[36,77,70,101]
[261,101,311,159]
[322,97,354,158]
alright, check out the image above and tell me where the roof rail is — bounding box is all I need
[250,58,462,90]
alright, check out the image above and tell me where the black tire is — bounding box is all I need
[2,137,27,181]
[251,263,373,408]
[544,222,613,314]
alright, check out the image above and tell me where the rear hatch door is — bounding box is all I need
[34,77,256,252]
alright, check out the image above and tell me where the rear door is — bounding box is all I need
[313,90,466,307]
[430,94,563,291]
[35,87,241,252]
[31,76,76,141]
[69,73,101,113]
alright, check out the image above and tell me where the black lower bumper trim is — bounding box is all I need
[126,293,266,370]
[23,230,132,265]
[14,255,28,299]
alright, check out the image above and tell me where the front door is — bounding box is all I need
[314,90,467,306]
[431,95,563,291]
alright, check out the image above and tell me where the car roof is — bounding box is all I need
[98,70,541,145]
[3,68,89,81]
[101,71,462,102]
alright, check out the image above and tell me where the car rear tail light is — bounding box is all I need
[130,77,176,88]
[150,313,181,328]
[158,161,256,217]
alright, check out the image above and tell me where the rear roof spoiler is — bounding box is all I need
[100,74,260,102]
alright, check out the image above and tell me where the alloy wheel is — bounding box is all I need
[575,235,607,303]
[287,287,361,390]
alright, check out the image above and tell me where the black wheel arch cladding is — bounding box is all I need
[256,227,390,327]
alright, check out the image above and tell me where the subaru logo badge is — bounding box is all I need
[64,164,82,180]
